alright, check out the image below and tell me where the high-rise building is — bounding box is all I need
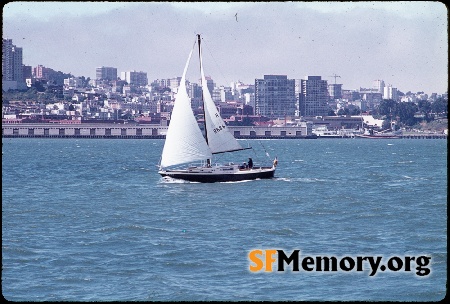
[294,79,301,117]
[328,83,343,100]
[168,77,182,92]
[121,71,148,86]
[373,79,385,94]
[2,38,23,82]
[23,65,32,79]
[96,66,117,80]
[33,65,53,80]
[299,76,329,117]
[212,87,221,103]
[383,85,398,100]
[219,86,233,103]
[255,75,296,118]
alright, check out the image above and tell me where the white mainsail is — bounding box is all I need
[198,39,244,154]
[159,48,212,168]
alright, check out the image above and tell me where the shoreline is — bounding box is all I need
[2,123,447,140]
[2,134,446,139]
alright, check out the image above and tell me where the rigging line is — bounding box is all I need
[259,140,272,160]
[191,34,197,50]
[201,37,232,86]
[250,125,272,161]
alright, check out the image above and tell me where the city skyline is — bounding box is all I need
[3,1,448,95]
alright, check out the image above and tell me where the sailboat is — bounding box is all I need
[158,34,277,183]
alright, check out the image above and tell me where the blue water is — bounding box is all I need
[2,138,447,301]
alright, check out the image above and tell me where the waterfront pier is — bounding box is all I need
[2,123,313,139]
[2,123,447,139]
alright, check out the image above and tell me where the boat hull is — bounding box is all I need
[159,166,275,183]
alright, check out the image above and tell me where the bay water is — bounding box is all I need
[2,138,447,301]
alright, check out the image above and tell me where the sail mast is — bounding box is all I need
[197,34,208,146]
[198,34,211,166]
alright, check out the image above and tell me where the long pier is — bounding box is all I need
[399,133,447,139]
[2,122,312,139]
[1,123,447,139]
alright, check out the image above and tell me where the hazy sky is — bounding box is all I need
[3,1,448,94]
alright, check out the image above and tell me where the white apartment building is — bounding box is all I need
[383,85,398,100]
[373,79,385,94]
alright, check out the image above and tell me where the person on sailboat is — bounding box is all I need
[273,157,278,168]
[248,158,253,169]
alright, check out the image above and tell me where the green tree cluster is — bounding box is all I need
[377,98,448,127]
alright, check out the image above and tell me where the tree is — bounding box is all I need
[80,76,91,88]
[337,108,350,116]
[417,99,433,122]
[396,102,418,126]
[350,108,361,115]
[33,81,46,92]
[378,99,396,117]
[432,98,448,114]
[418,99,431,113]
[382,119,391,130]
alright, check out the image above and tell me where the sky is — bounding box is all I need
[3,1,448,95]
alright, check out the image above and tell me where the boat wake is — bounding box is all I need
[220,179,254,184]
[159,177,197,184]
[275,177,328,183]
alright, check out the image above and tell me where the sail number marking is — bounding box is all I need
[213,124,226,134]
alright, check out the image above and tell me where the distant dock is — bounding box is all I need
[399,133,447,139]
[1,123,312,139]
[1,123,447,139]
